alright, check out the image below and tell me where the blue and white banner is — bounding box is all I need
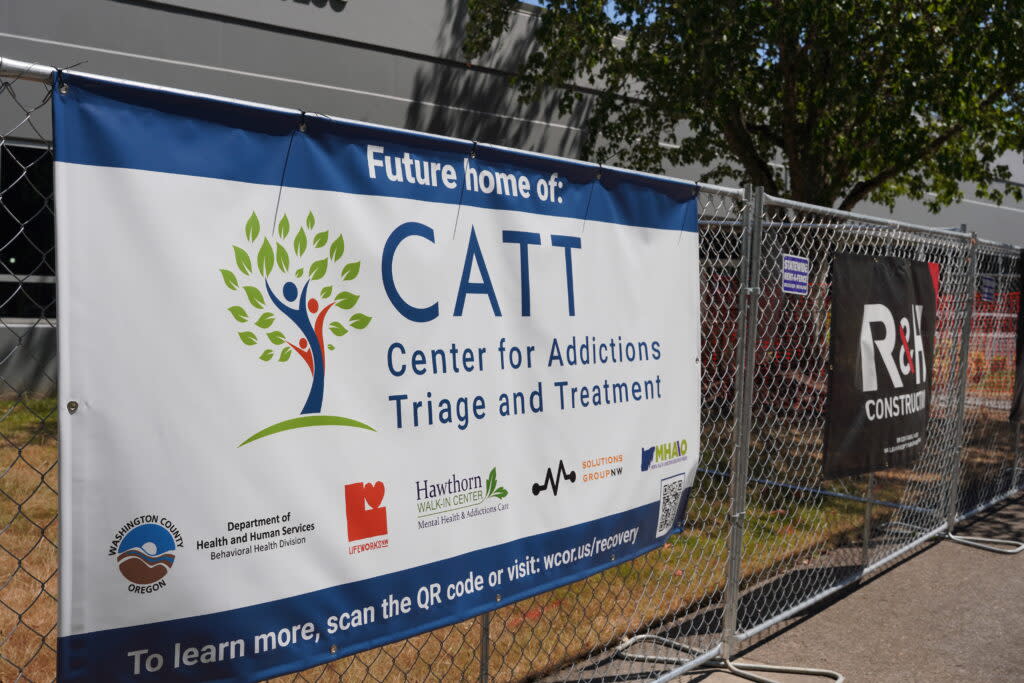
[54,72,701,681]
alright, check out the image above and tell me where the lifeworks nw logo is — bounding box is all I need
[345,481,389,554]
[221,211,376,446]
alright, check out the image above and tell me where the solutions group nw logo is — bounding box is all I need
[221,211,375,445]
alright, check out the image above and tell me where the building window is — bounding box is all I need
[0,141,55,321]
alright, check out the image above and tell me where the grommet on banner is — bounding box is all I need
[66,401,78,415]
[329,645,337,655]
[298,111,307,134]
[56,69,68,95]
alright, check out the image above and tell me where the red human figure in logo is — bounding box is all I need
[345,482,387,541]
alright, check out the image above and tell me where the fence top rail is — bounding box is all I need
[2,55,1019,251]
[0,57,53,83]
[762,192,970,240]
[977,236,1022,251]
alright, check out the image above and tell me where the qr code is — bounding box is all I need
[657,475,686,537]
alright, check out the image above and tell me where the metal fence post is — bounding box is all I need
[861,472,875,570]
[945,236,1024,553]
[946,236,977,532]
[1013,424,1023,494]
[720,184,764,659]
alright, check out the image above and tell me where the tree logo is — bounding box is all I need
[221,210,375,446]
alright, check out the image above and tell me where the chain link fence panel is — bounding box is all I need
[957,241,1022,520]
[0,63,59,682]
[0,57,1022,682]
[730,198,974,647]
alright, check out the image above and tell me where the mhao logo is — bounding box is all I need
[109,516,184,594]
[221,211,375,446]
[345,481,389,553]
[641,439,687,471]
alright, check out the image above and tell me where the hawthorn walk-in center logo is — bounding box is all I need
[222,211,375,446]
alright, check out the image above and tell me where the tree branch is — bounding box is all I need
[839,90,1005,211]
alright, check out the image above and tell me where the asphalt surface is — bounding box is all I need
[677,496,1024,682]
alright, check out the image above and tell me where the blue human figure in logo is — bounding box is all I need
[265,279,327,414]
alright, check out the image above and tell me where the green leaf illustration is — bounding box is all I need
[276,243,290,272]
[313,230,329,248]
[341,261,361,281]
[245,212,260,242]
[329,234,345,261]
[349,313,372,329]
[329,321,348,337]
[228,306,248,323]
[327,344,335,351]
[279,347,292,361]
[306,211,315,230]
[493,488,507,499]
[295,268,304,278]
[221,269,239,291]
[486,468,497,496]
[278,214,290,239]
[259,349,274,361]
[309,258,328,280]
[234,246,253,276]
[267,330,286,345]
[244,286,266,309]
[320,286,333,299]
[255,312,275,328]
[238,331,258,346]
[257,238,274,277]
[335,291,359,309]
[293,229,308,258]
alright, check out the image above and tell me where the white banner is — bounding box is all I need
[54,72,701,681]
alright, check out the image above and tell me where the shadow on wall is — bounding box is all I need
[405,0,590,158]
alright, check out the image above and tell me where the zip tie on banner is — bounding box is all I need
[452,140,476,239]
[270,111,304,235]
[580,163,600,236]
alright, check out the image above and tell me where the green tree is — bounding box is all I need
[465,1,1024,211]
[222,210,371,417]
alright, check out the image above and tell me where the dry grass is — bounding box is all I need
[0,398,58,682]
[0,400,1014,682]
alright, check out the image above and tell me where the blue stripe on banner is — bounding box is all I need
[59,498,686,682]
[53,72,698,232]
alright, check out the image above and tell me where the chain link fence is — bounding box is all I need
[0,58,1021,682]
[0,60,58,683]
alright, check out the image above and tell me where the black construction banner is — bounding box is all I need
[824,253,939,479]
[1011,250,1024,422]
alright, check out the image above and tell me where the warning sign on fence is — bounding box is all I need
[824,253,938,478]
[53,72,702,681]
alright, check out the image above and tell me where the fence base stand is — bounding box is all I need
[613,636,844,682]
[945,531,1024,554]
[711,657,844,683]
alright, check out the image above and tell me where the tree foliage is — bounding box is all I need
[465,0,1024,211]
[222,211,370,366]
